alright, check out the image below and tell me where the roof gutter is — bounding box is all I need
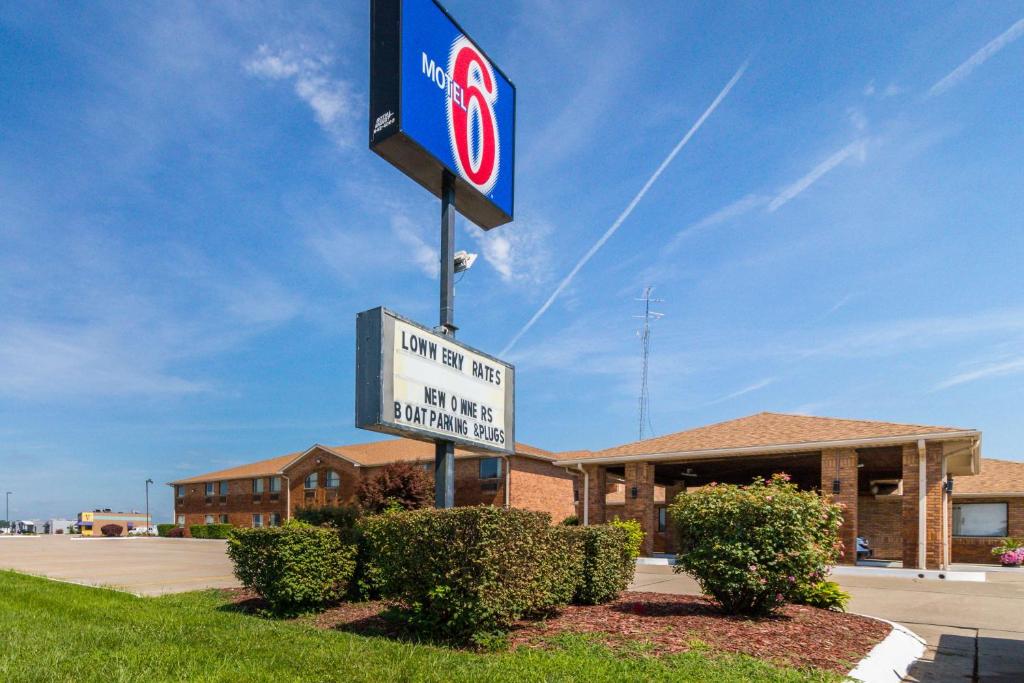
[552,430,981,467]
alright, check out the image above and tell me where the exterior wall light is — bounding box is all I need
[832,479,841,494]
[630,486,638,499]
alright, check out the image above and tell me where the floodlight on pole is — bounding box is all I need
[453,250,477,274]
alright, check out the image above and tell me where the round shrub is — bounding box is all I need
[227,521,356,615]
[356,462,431,513]
[361,505,570,642]
[189,525,208,539]
[570,523,637,605]
[669,473,842,616]
[100,524,123,537]
[156,524,176,537]
[167,527,185,538]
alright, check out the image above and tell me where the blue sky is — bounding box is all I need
[2,2,1023,522]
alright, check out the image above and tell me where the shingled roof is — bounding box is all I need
[554,412,975,465]
[169,438,553,485]
[954,458,1024,496]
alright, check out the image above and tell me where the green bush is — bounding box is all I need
[227,521,356,615]
[361,506,569,642]
[204,523,233,539]
[559,515,580,526]
[791,580,850,611]
[572,524,637,605]
[294,505,360,539]
[669,473,843,616]
[190,525,207,539]
[610,518,644,560]
[156,524,175,537]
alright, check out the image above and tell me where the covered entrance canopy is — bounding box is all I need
[554,412,981,570]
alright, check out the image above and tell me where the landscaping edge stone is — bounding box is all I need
[847,617,925,683]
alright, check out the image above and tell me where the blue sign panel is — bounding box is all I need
[370,0,515,229]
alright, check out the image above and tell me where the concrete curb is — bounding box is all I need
[847,617,925,683]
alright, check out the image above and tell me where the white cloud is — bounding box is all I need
[767,138,867,212]
[392,216,439,279]
[702,378,776,406]
[929,18,1024,97]
[245,44,358,147]
[934,356,1024,390]
[668,193,768,249]
[468,218,552,285]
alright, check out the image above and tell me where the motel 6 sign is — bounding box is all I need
[369,0,516,229]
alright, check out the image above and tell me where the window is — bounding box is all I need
[657,508,667,533]
[204,515,214,525]
[252,478,265,494]
[219,514,229,524]
[269,512,282,527]
[479,457,502,480]
[305,472,318,489]
[176,485,185,498]
[269,477,281,493]
[205,482,215,496]
[219,481,229,496]
[954,503,1008,537]
[176,515,185,527]
[252,514,263,528]
[325,470,340,489]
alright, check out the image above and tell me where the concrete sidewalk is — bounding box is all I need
[630,565,1024,681]
[0,534,238,595]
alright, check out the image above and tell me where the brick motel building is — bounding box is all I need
[170,439,577,532]
[555,413,1023,569]
[172,413,1024,567]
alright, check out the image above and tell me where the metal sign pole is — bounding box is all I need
[435,170,457,508]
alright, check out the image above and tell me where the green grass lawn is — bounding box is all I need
[0,571,839,683]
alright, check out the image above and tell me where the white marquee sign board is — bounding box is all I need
[355,307,514,453]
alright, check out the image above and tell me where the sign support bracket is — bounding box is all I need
[435,170,457,508]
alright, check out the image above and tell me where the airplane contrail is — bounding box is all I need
[500,61,749,356]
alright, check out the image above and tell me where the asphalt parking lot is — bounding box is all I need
[0,535,238,595]
[631,564,1024,682]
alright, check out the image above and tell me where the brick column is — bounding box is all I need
[624,462,655,556]
[584,465,606,526]
[902,442,946,569]
[925,442,946,569]
[663,482,687,554]
[821,448,858,565]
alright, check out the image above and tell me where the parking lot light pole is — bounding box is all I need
[145,479,153,534]
[5,492,11,533]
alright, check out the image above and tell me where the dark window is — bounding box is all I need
[479,457,502,480]
[205,483,215,496]
[953,503,1008,537]
[657,507,667,532]
[219,481,229,495]
[219,515,229,524]
[176,485,185,498]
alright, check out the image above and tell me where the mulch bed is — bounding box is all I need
[223,589,890,674]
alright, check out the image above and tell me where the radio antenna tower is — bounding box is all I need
[635,286,664,441]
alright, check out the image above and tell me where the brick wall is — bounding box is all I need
[857,495,902,559]
[508,455,577,522]
[821,448,858,565]
[624,462,655,556]
[951,497,1024,564]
